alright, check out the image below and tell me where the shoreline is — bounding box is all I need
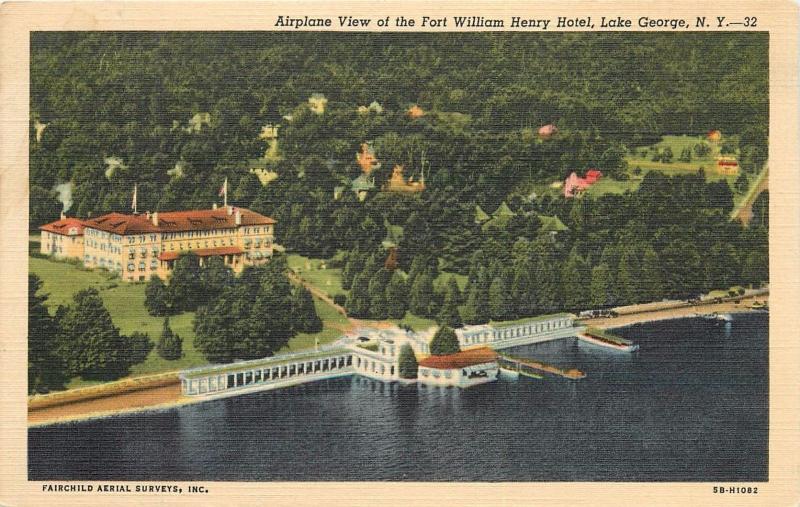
[589,295,767,330]
[28,297,767,428]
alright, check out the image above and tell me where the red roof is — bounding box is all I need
[718,160,738,166]
[83,208,276,235]
[418,347,498,370]
[39,217,86,236]
[158,246,243,262]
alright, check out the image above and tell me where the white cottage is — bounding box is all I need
[417,347,499,388]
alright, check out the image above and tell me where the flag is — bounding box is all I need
[131,184,137,212]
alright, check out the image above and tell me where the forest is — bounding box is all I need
[29,31,769,353]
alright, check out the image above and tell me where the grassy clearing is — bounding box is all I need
[390,312,438,332]
[30,255,355,386]
[434,271,468,291]
[287,254,347,297]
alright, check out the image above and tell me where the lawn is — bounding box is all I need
[30,255,354,387]
[287,254,348,297]
[434,271,468,291]
[584,134,744,199]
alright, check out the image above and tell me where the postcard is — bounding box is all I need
[1,1,798,505]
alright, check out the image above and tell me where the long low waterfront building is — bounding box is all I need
[179,313,582,397]
[457,313,577,349]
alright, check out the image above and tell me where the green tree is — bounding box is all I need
[462,271,490,325]
[409,272,435,318]
[734,172,750,194]
[291,286,323,333]
[590,263,614,308]
[488,276,513,321]
[641,246,665,302]
[144,275,171,316]
[57,288,145,379]
[661,146,674,163]
[561,248,590,310]
[385,271,409,319]
[437,277,463,328]
[29,185,63,230]
[742,250,768,287]
[200,256,235,294]
[28,274,66,393]
[398,343,419,379]
[128,332,154,365]
[168,253,203,312]
[341,248,364,290]
[750,191,768,228]
[194,285,251,363]
[346,270,372,318]
[367,268,390,319]
[617,247,642,305]
[157,317,183,360]
[429,326,461,356]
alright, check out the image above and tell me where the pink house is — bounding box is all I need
[538,124,558,139]
[564,169,603,198]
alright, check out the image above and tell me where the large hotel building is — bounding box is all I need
[40,206,276,282]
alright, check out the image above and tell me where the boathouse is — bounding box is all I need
[417,347,499,387]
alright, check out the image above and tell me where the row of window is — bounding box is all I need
[183,355,354,394]
[420,369,454,379]
[126,260,159,272]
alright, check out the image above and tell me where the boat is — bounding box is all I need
[577,330,639,352]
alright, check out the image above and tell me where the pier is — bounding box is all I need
[497,354,586,380]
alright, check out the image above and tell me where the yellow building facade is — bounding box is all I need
[39,214,85,260]
[40,206,276,282]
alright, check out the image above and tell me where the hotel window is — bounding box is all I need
[139,262,145,271]
[127,263,135,272]
[128,249,135,260]
[150,260,158,269]
[150,234,156,242]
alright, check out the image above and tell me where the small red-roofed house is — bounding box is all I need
[584,169,603,184]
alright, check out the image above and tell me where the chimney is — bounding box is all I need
[152,212,159,226]
[145,211,151,219]
[60,211,66,220]
[212,203,218,210]
[235,209,241,226]
[227,205,233,216]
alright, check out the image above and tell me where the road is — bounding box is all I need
[735,166,768,225]
[587,294,767,329]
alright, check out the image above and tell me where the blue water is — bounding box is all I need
[28,314,768,481]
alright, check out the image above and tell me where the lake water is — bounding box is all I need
[29,314,768,481]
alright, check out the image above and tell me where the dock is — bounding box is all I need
[497,354,586,380]
[578,327,639,352]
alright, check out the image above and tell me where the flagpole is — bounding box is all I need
[224,178,228,207]
[132,183,138,214]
